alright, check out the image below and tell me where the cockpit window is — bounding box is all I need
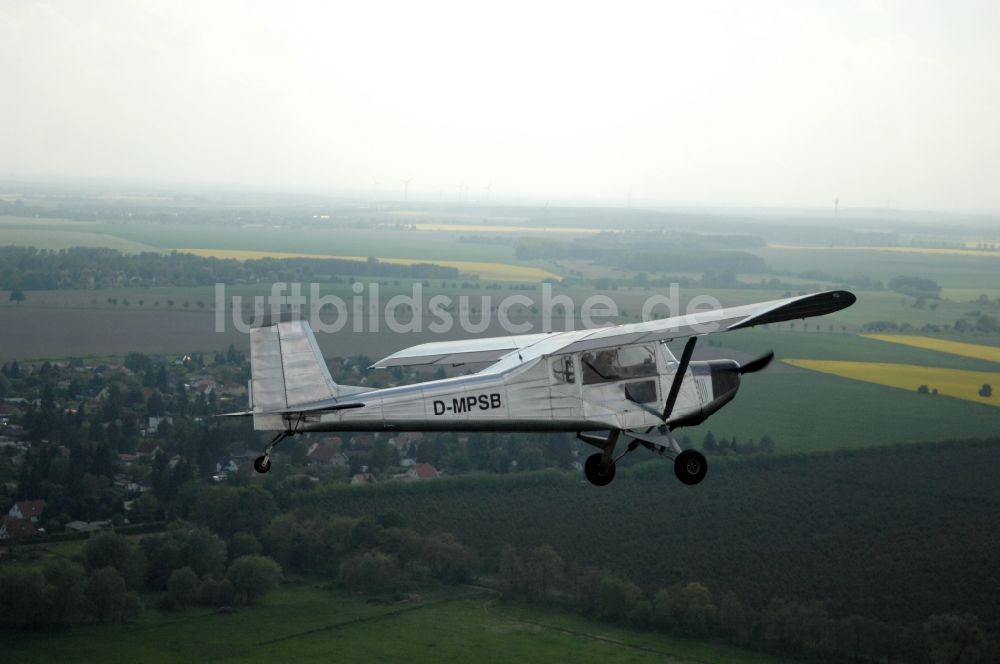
[581,345,657,385]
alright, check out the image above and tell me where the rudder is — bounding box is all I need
[249,320,339,424]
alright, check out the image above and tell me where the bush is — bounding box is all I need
[196,577,235,607]
[167,567,199,607]
[0,567,47,628]
[226,555,282,605]
[339,551,407,597]
[42,558,89,625]
[141,526,227,589]
[86,567,142,624]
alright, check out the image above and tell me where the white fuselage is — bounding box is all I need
[254,342,726,434]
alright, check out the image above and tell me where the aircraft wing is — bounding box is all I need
[370,332,555,368]
[544,289,856,356]
[371,290,854,369]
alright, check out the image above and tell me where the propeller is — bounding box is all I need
[738,350,774,375]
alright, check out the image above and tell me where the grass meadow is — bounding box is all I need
[3,580,786,664]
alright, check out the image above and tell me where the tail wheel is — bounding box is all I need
[674,449,707,485]
[584,452,616,487]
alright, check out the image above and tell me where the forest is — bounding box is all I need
[287,439,1000,662]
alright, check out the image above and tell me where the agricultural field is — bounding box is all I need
[783,360,999,408]
[750,245,1000,297]
[0,226,158,253]
[686,370,1000,452]
[862,334,1000,363]
[409,222,606,234]
[767,242,1000,259]
[4,203,1000,455]
[711,330,1000,370]
[0,217,526,263]
[3,580,783,664]
[689,331,1000,450]
[175,248,561,282]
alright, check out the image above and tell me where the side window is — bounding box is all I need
[552,355,576,383]
[581,345,657,385]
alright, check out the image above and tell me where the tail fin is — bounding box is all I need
[250,320,339,419]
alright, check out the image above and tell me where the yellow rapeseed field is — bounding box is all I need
[784,359,1000,407]
[862,335,1000,364]
[767,243,1000,258]
[174,248,560,282]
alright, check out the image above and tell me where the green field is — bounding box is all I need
[690,330,1000,451]
[0,226,159,253]
[700,370,1000,451]
[0,218,531,264]
[711,329,1000,370]
[3,581,786,664]
[751,246,1000,292]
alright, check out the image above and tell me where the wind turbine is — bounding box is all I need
[402,178,412,201]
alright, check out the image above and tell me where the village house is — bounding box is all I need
[0,500,47,540]
[147,416,173,434]
[406,463,439,481]
[9,499,46,523]
[388,431,423,454]
[0,515,38,540]
[306,437,348,466]
[135,440,163,458]
[220,382,247,397]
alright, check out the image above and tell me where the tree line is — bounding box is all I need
[0,246,459,291]
[0,481,478,629]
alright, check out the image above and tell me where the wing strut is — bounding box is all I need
[662,336,697,421]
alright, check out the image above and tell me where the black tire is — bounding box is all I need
[253,455,271,474]
[674,449,707,485]
[584,452,616,487]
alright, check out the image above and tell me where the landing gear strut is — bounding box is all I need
[254,430,292,474]
[577,430,621,487]
[583,426,708,486]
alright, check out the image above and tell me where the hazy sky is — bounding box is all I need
[2,0,998,211]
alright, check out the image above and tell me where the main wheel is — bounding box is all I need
[674,449,707,485]
[253,455,271,474]
[584,452,616,487]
